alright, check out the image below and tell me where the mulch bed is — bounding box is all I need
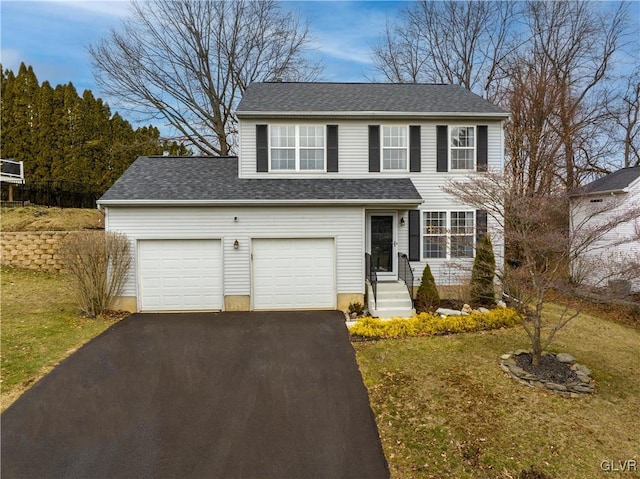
[514,352,579,385]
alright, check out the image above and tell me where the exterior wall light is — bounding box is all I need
[233,239,239,249]
[234,216,239,222]
[400,217,406,226]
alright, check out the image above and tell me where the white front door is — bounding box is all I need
[367,213,397,281]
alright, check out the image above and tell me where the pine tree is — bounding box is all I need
[470,235,496,308]
[415,263,440,313]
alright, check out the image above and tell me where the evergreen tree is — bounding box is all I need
[1,63,178,199]
[470,235,497,308]
[415,264,440,313]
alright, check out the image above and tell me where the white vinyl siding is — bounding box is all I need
[239,119,503,179]
[570,182,640,292]
[106,206,365,301]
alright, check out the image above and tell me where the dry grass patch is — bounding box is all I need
[1,266,119,411]
[355,307,640,478]
[1,206,103,232]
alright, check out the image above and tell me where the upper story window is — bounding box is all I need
[270,125,325,171]
[382,126,408,170]
[423,210,475,259]
[450,126,475,170]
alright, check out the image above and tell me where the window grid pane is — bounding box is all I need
[383,149,407,170]
[450,211,474,258]
[423,212,447,258]
[270,125,325,171]
[451,126,475,170]
[382,126,408,170]
[300,148,324,170]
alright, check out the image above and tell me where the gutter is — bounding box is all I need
[97,198,424,207]
[237,110,510,120]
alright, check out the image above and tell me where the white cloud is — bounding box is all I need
[49,0,131,18]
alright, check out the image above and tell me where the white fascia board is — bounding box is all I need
[97,198,424,207]
[569,188,627,198]
[237,110,510,120]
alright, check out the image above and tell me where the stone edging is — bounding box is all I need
[500,350,595,398]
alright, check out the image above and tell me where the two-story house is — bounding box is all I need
[98,83,509,317]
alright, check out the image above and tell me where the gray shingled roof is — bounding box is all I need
[236,82,508,116]
[98,156,423,204]
[570,166,640,196]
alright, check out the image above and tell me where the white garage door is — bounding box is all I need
[138,239,222,311]
[252,238,336,310]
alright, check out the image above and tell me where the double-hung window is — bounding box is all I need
[423,211,475,259]
[450,211,474,258]
[382,126,408,170]
[423,212,447,258]
[270,125,325,171]
[450,126,475,170]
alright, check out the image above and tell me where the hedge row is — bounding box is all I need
[349,308,522,340]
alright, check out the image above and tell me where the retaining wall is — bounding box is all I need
[0,231,103,273]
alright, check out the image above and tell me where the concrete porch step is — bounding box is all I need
[367,281,415,319]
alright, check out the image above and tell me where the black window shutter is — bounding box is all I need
[477,125,488,172]
[408,209,421,261]
[410,125,421,172]
[476,209,488,244]
[369,125,380,172]
[256,124,268,172]
[327,125,338,172]
[436,125,448,172]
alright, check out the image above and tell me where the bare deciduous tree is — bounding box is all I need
[89,0,320,156]
[444,172,640,365]
[612,67,640,168]
[371,0,522,102]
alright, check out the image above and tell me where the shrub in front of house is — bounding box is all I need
[414,263,440,313]
[349,307,521,340]
[470,234,497,308]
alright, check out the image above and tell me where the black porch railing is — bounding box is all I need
[365,253,377,308]
[398,252,414,303]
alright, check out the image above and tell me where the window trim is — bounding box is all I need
[449,125,476,171]
[422,210,476,259]
[268,124,327,172]
[380,125,409,171]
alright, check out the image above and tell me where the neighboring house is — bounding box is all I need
[569,166,640,294]
[98,83,509,317]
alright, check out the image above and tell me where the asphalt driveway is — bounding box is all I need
[1,311,389,478]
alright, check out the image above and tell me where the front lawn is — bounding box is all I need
[1,266,118,411]
[355,306,640,478]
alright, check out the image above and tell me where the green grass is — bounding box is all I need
[355,307,640,478]
[1,266,117,411]
[1,206,104,232]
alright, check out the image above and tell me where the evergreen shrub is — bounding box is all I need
[470,235,496,308]
[414,263,440,313]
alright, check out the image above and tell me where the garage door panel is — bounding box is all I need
[253,238,335,310]
[138,239,222,311]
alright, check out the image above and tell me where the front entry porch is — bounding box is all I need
[364,211,416,318]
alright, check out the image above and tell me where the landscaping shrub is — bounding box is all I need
[415,263,440,313]
[348,308,521,340]
[348,301,365,317]
[470,234,496,308]
[62,231,131,318]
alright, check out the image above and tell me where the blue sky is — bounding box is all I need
[0,1,405,95]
